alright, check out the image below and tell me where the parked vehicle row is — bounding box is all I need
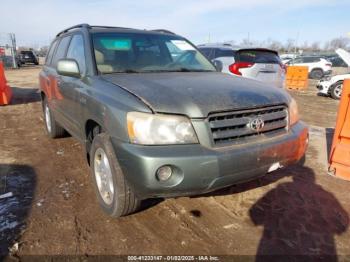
[316,49,350,100]
[286,56,332,79]
[197,43,286,88]
[39,24,308,217]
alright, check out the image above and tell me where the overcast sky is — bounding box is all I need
[1,0,349,47]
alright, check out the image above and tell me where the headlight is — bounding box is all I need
[289,98,299,126]
[127,112,198,145]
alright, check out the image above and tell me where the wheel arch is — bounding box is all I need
[310,67,324,73]
[85,119,104,165]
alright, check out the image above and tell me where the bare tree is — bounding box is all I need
[300,41,309,51]
[329,37,350,50]
[284,39,295,53]
[310,41,320,52]
[323,41,331,51]
[268,40,283,51]
[38,46,49,57]
[240,38,252,47]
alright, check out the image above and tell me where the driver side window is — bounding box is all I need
[67,34,86,74]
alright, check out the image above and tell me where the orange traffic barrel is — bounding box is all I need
[329,79,350,181]
[0,61,12,105]
[285,66,309,90]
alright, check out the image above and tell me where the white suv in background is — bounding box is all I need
[286,56,332,79]
[197,44,286,88]
[316,48,350,100]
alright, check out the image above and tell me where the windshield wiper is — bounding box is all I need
[177,68,214,72]
[102,69,140,74]
[143,68,214,73]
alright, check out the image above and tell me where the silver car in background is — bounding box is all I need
[198,43,286,88]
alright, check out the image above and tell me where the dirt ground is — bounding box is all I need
[1,66,350,259]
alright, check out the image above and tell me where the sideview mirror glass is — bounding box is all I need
[57,59,80,78]
[213,60,223,72]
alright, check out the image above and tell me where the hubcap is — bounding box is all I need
[314,71,322,79]
[334,84,343,98]
[94,148,115,205]
[45,105,52,133]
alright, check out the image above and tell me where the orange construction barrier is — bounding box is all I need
[329,79,350,181]
[285,66,309,90]
[0,61,12,105]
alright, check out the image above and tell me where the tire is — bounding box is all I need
[42,98,65,138]
[330,82,343,100]
[310,69,324,80]
[90,133,141,217]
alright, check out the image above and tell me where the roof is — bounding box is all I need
[56,24,178,38]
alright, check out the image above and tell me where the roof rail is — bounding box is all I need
[56,23,90,37]
[151,29,176,35]
[89,25,133,30]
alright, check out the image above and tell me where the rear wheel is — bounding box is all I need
[310,69,324,79]
[90,133,141,217]
[330,82,343,100]
[43,98,65,138]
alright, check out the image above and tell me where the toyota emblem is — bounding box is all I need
[248,118,265,132]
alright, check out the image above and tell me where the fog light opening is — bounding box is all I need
[156,165,173,181]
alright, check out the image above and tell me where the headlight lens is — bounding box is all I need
[289,98,299,126]
[127,112,198,145]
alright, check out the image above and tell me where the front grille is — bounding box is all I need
[208,105,288,146]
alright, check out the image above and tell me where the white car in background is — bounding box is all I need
[280,53,298,64]
[286,56,332,79]
[317,48,350,100]
[197,43,286,88]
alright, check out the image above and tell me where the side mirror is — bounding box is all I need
[57,59,80,78]
[213,60,223,72]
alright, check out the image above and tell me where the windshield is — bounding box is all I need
[92,33,216,74]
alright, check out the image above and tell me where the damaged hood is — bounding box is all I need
[101,72,290,118]
[336,48,350,67]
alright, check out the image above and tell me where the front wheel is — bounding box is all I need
[310,69,324,80]
[90,133,141,217]
[330,82,343,100]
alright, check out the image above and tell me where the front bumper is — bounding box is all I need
[316,80,332,95]
[112,121,308,199]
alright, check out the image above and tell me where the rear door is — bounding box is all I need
[39,39,58,102]
[236,49,284,88]
[48,35,72,128]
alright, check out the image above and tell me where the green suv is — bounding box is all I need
[39,24,308,217]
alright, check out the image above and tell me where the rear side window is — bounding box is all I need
[66,34,86,74]
[199,48,214,60]
[45,40,58,65]
[236,50,281,64]
[21,51,35,57]
[303,57,320,63]
[51,36,71,67]
[291,58,303,64]
[213,49,235,58]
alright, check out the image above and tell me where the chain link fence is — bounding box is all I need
[0,33,17,69]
